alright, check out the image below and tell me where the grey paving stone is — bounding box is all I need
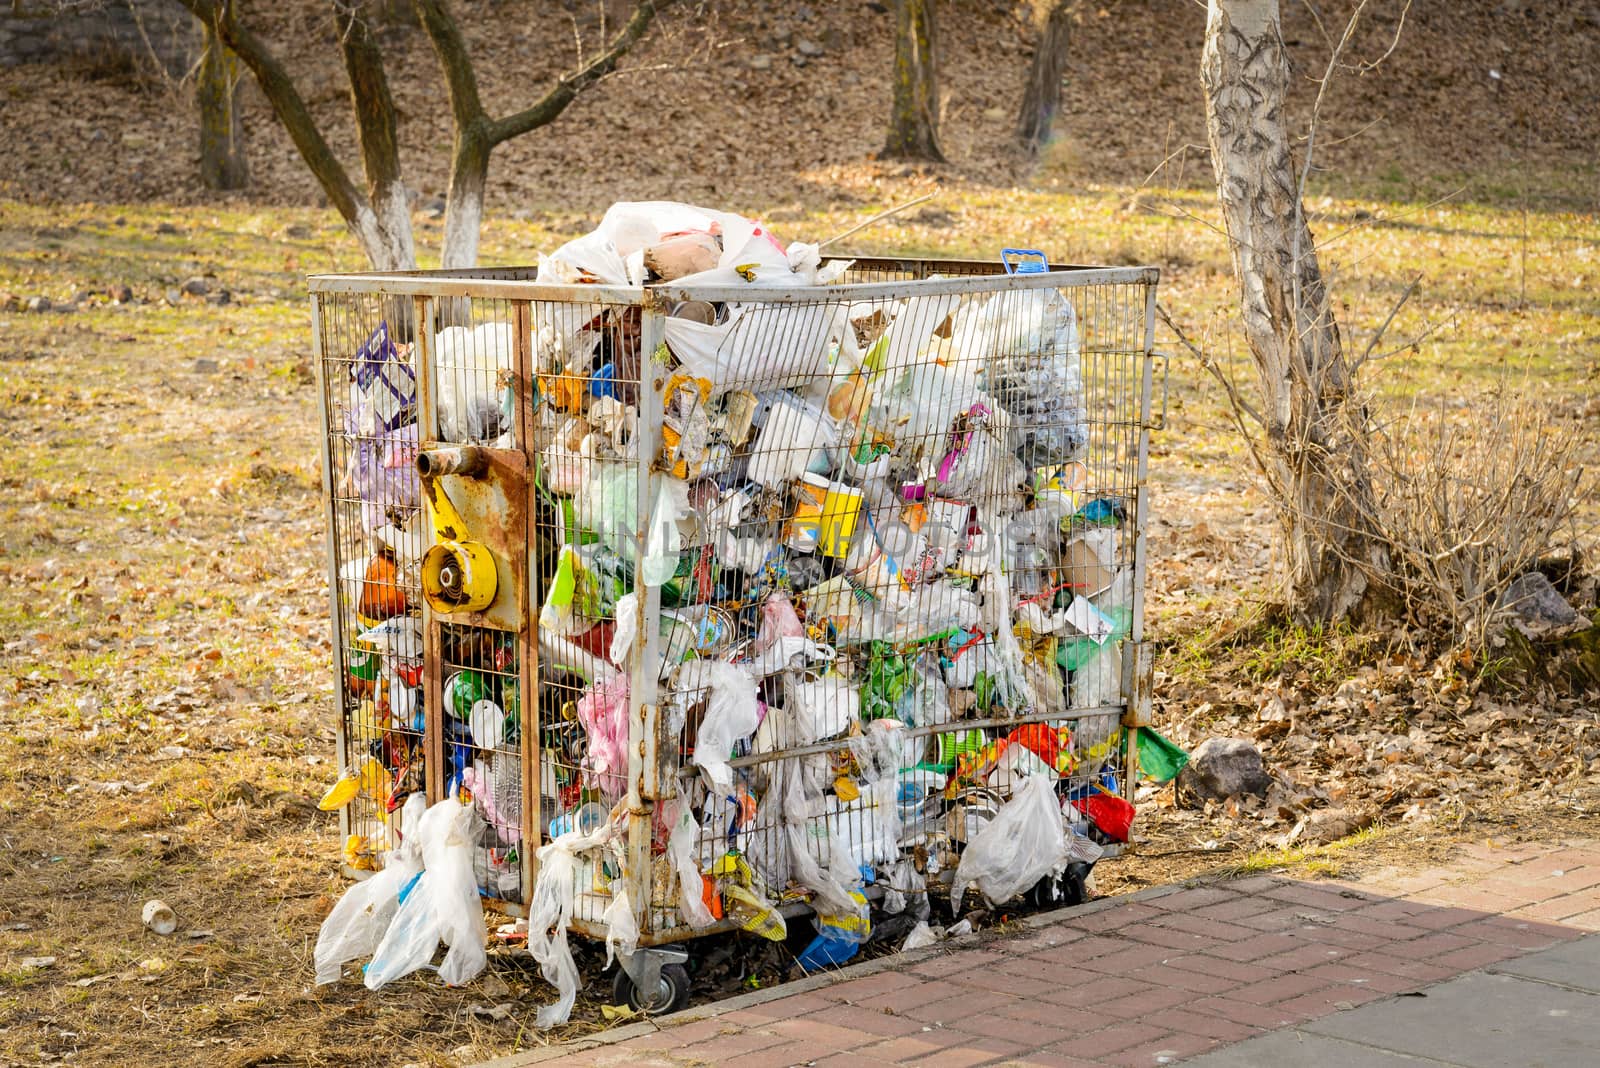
[1182,1029,1466,1067]
[1306,971,1599,1068]
[1488,933,1600,994]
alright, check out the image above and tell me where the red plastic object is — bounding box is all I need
[1072,792,1136,843]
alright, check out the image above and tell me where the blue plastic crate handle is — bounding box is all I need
[1002,248,1049,275]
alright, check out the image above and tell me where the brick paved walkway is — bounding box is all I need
[487,837,1600,1068]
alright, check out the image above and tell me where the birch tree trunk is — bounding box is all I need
[197,11,248,190]
[883,0,945,162]
[1016,0,1071,155]
[1201,0,1386,623]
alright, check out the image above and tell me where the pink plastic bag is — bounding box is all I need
[752,592,805,654]
[577,674,630,800]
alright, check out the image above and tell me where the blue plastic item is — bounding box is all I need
[589,362,618,399]
[1002,248,1050,275]
[796,930,862,971]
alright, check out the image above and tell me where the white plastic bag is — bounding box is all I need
[364,798,487,989]
[903,921,941,951]
[664,302,844,391]
[788,674,860,744]
[313,794,426,985]
[677,661,759,799]
[951,774,1070,911]
[601,880,640,970]
[527,818,618,1027]
[666,796,716,928]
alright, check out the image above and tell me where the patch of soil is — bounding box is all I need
[0,1,1596,217]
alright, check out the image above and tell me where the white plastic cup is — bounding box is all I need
[142,899,177,936]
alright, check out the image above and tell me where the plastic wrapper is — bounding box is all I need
[666,796,716,928]
[601,881,640,970]
[951,774,1071,911]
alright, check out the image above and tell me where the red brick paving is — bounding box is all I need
[505,837,1600,1068]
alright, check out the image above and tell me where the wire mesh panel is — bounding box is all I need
[311,257,1157,950]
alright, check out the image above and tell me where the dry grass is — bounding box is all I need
[0,166,1596,1065]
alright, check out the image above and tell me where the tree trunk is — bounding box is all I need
[440,126,488,269]
[337,2,416,271]
[1016,0,1071,155]
[197,13,248,190]
[1200,0,1385,623]
[884,0,945,162]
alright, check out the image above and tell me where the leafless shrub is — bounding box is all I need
[1362,385,1592,651]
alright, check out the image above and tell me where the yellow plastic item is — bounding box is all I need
[419,475,498,615]
[833,775,861,803]
[343,834,378,871]
[723,883,787,941]
[318,756,391,811]
[319,774,360,811]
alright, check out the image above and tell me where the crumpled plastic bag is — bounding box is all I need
[788,674,860,745]
[314,793,426,985]
[433,322,515,443]
[952,288,1087,463]
[363,797,488,989]
[538,201,815,290]
[681,660,759,799]
[527,816,619,1027]
[577,673,630,800]
[609,590,639,667]
[903,921,941,951]
[601,880,640,970]
[753,592,805,654]
[664,302,845,392]
[343,404,419,533]
[951,773,1071,911]
[666,795,716,928]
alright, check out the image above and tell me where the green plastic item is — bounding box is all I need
[1137,728,1190,783]
[1058,605,1133,672]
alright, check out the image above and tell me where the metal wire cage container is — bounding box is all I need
[309,255,1161,999]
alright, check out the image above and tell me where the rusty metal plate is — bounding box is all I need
[423,446,527,633]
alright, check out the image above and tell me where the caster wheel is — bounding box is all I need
[612,962,691,1015]
[1027,863,1092,909]
[1027,873,1066,909]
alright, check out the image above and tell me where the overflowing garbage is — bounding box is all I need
[311,203,1161,1019]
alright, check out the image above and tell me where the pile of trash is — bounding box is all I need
[316,203,1165,1020]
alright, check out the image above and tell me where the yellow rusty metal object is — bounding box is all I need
[417,448,499,615]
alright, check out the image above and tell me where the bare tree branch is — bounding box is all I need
[415,0,488,136]
[487,0,676,146]
[1351,272,1420,372]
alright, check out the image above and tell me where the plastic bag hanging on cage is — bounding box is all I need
[363,798,488,989]
[666,795,717,929]
[313,793,426,985]
[601,880,640,970]
[681,660,759,800]
[609,591,640,668]
[526,814,620,1028]
[663,302,845,392]
[951,773,1071,911]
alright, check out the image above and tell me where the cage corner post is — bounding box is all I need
[310,291,353,849]
[1120,279,1162,801]
[626,294,670,937]
[513,297,542,898]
